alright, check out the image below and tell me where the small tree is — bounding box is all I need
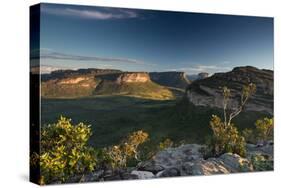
[209,115,246,156]
[255,117,274,144]
[222,83,256,126]
[208,83,256,157]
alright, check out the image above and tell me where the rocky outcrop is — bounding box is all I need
[149,72,191,89]
[135,143,273,178]
[186,66,273,114]
[136,144,254,177]
[65,143,273,183]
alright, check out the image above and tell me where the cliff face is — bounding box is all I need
[116,72,150,84]
[96,72,151,84]
[41,68,122,81]
[186,66,273,114]
[149,72,191,89]
[41,75,98,98]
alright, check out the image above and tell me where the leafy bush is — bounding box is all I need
[251,154,273,171]
[39,116,97,184]
[106,130,149,168]
[209,115,246,157]
[159,138,174,150]
[255,117,274,143]
[242,117,273,145]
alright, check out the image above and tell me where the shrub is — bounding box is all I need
[106,130,149,168]
[38,116,97,184]
[159,138,174,150]
[251,154,273,171]
[255,117,274,143]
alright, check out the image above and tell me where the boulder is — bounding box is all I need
[152,144,203,168]
[156,167,181,177]
[215,153,253,172]
[185,159,230,175]
[131,170,155,179]
[137,161,165,174]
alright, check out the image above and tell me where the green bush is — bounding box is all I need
[242,117,273,145]
[255,117,273,143]
[159,138,174,150]
[251,154,273,171]
[39,116,97,184]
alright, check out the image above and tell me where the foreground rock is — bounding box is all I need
[136,143,273,178]
[131,170,155,179]
[68,143,273,183]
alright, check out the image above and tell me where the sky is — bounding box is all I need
[34,3,274,74]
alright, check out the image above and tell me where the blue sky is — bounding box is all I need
[36,3,274,74]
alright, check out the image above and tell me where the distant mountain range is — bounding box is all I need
[40,66,273,113]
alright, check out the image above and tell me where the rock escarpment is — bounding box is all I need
[97,72,151,84]
[186,66,273,114]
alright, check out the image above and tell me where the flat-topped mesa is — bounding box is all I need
[116,72,150,84]
[149,71,191,89]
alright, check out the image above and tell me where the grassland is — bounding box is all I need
[41,96,270,149]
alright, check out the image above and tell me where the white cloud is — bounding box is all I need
[42,6,139,20]
[166,64,232,75]
[40,65,74,74]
